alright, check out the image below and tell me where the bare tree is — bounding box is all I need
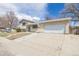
[61,3,79,20]
[45,12,52,20]
[6,11,18,30]
[45,16,51,20]
[60,3,79,27]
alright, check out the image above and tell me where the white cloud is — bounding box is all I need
[16,13,41,22]
[0,3,47,21]
[0,3,18,15]
[13,3,47,20]
[15,13,33,21]
[33,17,40,21]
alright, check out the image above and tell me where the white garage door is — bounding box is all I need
[44,25,65,33]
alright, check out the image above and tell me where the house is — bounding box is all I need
[27,18,72,34]
[17,19,34,32]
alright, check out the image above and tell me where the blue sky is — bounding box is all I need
[47,3,64,19]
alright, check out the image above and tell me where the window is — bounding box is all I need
[22,22,26,26]
[32,25,38,28]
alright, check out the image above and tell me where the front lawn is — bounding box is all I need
[6,32,31,40]
[0,32,10,37]
[0,31,31,40]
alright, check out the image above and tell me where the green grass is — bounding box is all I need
[0,32,9,37]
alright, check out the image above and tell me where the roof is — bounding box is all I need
[19,19,34,23]
[39,18,72,23]
[27,18,72,25]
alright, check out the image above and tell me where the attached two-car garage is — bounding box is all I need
[44,24,65,33]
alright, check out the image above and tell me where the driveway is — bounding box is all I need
[0,33,79,56]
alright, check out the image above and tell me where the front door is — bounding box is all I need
[28,26,31,32]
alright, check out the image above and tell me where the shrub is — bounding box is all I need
[16,28,21,32]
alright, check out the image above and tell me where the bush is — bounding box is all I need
[16,28,21,32]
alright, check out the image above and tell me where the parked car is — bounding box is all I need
[4,28,11,32]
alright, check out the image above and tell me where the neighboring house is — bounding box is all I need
[27,18,72,34]
[17,19,34,32]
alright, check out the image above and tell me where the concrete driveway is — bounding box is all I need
[0,33,79,56]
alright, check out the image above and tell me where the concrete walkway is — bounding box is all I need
[0,33,79,56]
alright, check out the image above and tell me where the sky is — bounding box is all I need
[0,3,64,21]
[47,3,64,19]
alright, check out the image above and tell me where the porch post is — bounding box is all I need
[65,23,70,34]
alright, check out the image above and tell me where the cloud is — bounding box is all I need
[16,13,41,23]
[14,3,47,20]
[0,3,47,21]
[0,3,18,15]
[33,17,40,21]
[15,13,33,21]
